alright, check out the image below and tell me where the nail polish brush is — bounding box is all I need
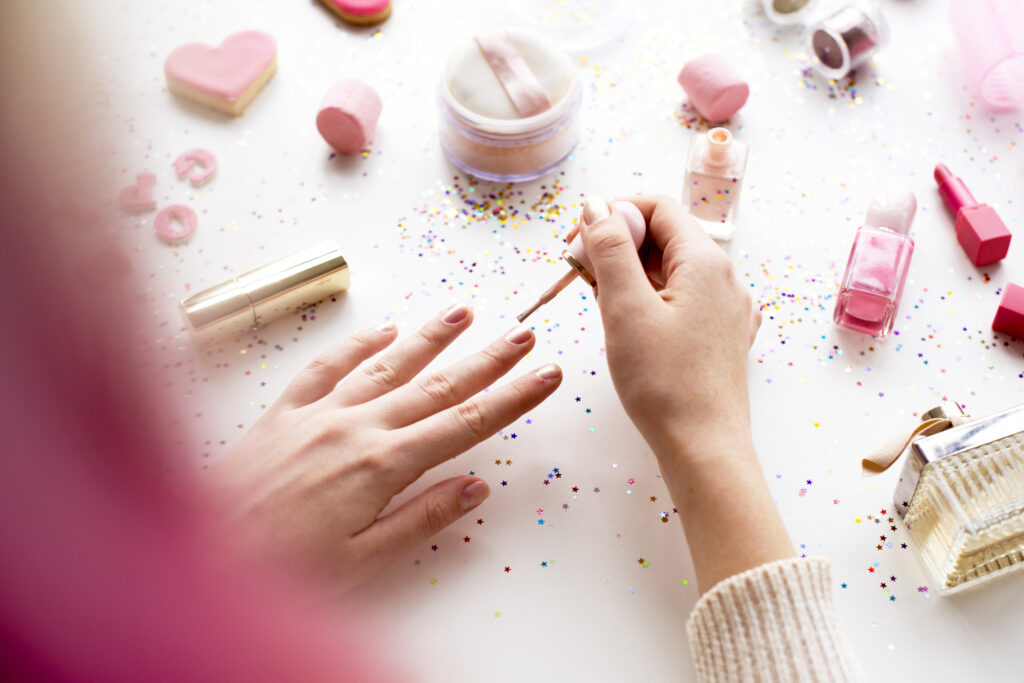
[516,197,646,323]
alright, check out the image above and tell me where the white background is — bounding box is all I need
[86,0,1024,680]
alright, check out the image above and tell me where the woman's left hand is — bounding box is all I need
[209,304,561,596]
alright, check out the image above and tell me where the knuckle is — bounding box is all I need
[588,227,631,257]
[306,413,347,447]
[419,371,458,403]
[363,357,400,388]
[504,379,533,409]
[350,436,396,478]
[305,352,341,376]
[479,342,508,368]
[454,400,489,438]
[350,451,380,475]
[420,498,453,538]
[416,324,443,347]
[348,329,373,347]
[702,250,733,277]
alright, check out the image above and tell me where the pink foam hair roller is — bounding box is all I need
[950,0,1024,109]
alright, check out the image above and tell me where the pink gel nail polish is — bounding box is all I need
[934,164,1012,266]
[833,191,916,337]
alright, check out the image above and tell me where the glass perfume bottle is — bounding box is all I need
[682,127,748,240]
[833,191,916,337]
[896,403,1024,594]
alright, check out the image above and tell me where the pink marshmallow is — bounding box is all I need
[316,79,382,155]
[677,54,749,123]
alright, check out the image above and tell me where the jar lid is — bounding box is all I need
[501,0,631,53]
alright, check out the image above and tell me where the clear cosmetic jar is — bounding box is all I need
[762,0,820,26]
[806,1,889,80]
[503,0,631,52]
[438,30,581,182]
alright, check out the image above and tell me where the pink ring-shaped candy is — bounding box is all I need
[154,204,198,243]
[173,148,218,186]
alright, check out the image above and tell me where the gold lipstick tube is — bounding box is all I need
[179,240,350,344]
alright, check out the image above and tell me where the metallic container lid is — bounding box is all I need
[894,402,1024,515]
[180,240,349,345]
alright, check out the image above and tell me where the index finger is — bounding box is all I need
[618,194,716,278]
[619,194,711,251]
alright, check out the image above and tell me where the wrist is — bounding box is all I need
[645,416,757,471]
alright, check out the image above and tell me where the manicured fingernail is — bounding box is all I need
[460,480,490,511]
[535,364,562,381]
[442,303,470,324]
[375,320,395,333]
[505,324,533,345]
[582,195,610,225]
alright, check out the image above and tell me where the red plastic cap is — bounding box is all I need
[993,283,1024,339]
[955,204,1012,265]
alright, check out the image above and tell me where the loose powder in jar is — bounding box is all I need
[438,30,581,182]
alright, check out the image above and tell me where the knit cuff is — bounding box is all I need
[686,557,864,683]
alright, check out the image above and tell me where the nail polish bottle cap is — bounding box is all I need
[865,190,916,235]
[564,201,646,285]
[704,127,736,166]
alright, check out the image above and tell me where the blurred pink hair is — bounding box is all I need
[0,6,389,681]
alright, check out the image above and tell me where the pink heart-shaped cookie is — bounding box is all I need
[165,31,277,116]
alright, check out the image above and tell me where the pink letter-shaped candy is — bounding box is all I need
[119,173,157,212]
[154,204,198,243]
[173,149,218,186]
[316,79,382,155]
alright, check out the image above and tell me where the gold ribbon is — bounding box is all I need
[862,413,971,476]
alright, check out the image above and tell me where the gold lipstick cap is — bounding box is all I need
[180,240,350,345]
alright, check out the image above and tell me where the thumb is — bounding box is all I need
[359,476,490,551]
[577,197,653,309]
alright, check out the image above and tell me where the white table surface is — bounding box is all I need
[86,0,1024,679]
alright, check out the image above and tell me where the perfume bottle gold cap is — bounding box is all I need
[179,240,350,345]
[894,402,1024,516]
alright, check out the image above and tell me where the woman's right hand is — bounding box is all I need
[576,195,792,593]
[574,195,761,471]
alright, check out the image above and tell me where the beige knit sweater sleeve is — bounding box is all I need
[686,557,865,682]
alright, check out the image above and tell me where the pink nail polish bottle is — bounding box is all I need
[833,191,917,337]
[683,127,748,240]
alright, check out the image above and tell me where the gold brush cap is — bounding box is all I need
[180,240,350,344]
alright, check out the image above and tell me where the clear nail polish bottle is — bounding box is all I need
[682,127,748,240]
[833,191,916,337]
